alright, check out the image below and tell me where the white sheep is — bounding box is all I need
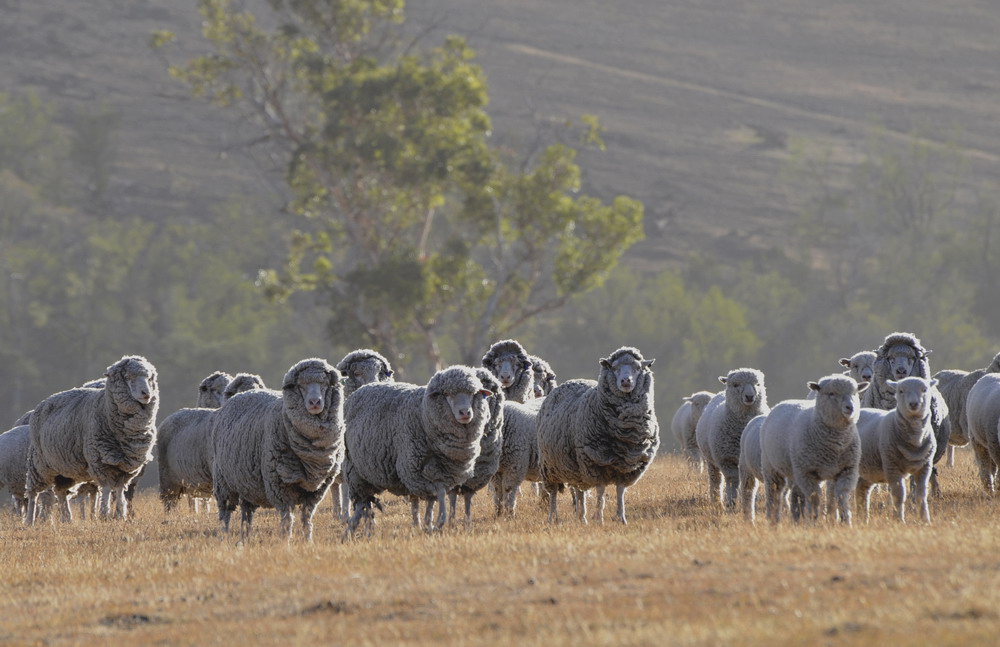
[855,377,937,523]
[24,355,158,523]
[671,391,715,470]
[490,398,544,517]
[737,413,768,523]
[212,359,344,541]
[933,352,1000,467]
[448,368,505,525]
[963,372,1000,494]
[343,366,493,534]
[695,368,769,511]
[537,347,658,525]
[760,374,868,525]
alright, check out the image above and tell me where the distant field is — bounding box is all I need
[3,452,1000,646]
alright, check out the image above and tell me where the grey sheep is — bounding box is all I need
[212,358,344,541]
[537,346,658,525]
[490,398,544,517]
[737,413,768,523]
[671,391,715,470]
[529,355,558,399]
[25,355,159,524]
[855,377,937,523]
[861,332,950,495]
[483,339,535,404]
[933,352,1000,466]
[963,372,1000,494]
[0,426,46,518]
[197,371,232,409]
[331,349,396,521]
[343,365,494,534]
[447,369,505,525]
[695,368,769,511]
[760,374,868,525]
[157,372,266,513]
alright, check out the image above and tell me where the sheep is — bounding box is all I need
[331,349,396,521]
[343,366,493,535]
[536,346,658,525]
[695,368,769,511]
[806,351,876,400]
[671,391,715,470]
[211,358,343,541]
[24,355,159,524]
[529,355,558,399]
[482,339,535,403]
[157,372,266,513]
[855,377,937,523]
[448,369,505,525]
[737,413,768,523]
[962,372,1000,494]
[760,375,868,525]
[490,398,544,517]
[0,425,42,518]
[933,352,1000,466]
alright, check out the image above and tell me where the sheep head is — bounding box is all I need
[718,368,765,411]
[482,339,532,390]
[807,374,867,427]
[600,347,655,395]
[282,358,343,420]
[198,371,233,408]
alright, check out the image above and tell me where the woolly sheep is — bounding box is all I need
[737,413,768,523]
[448,369,505,525]
[331,349,396,521]
[537,347,658,525]
[933,352,1000,464]
[490,398,544,516]
[671,391,715,469]
[343,365,493,534]
[0,426,43,518]
[483,339,535,404]
[25,356,158,524]
[963,373,1000,494]
[855,377,937,523]
[760,374,868,525]
[157,372,266,513]
[695,368,769,511]
[529,355,558,399]
[212,359,344,541]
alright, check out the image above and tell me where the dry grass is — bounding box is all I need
[3,452,1000,646]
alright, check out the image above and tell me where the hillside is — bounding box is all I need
[2,0,998,267]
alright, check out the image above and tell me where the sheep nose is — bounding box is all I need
[457,408,472,423]
[843,403,854,415]
[307,398,324,412]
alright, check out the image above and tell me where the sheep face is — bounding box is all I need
[491,354,530,389]
[224,373,266,401]
[198,372,232,408]
[887,377,937,421]
[807,376,867,427]
[685,391,714,418]
[839,352,876,385]
[885,343,922,380]
[345,357,393,392]
[283,363,341,418]
[122,362,155,405]
[529,356,557,399]
[719,370,763,409]
[600,353,654,394]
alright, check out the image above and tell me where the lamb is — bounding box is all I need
[806,351,876,400]
[212,358,344,541]
[157,372,266,513]
[537,346,658,525]
[962,372,1000,494]
[760,374,868,525]
[343,365,493,534]
[737,413,768,523]
[448,369,505,525]
[671,391,715,469]
[490,398,544,516]
[529,355,558,399]
[331,349,396,520]
[933,352,1000,466]
[695,368,769,511]
[855,377,937,523]
[482,339,535,403]
[24,355,159,524]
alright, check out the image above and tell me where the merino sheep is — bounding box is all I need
[737,413,768,523]
[963,372,1000,494]
[855,377,937,523]
[490,398,544,517]
[933,352,1000,465]
[331,349,396,521]
[212,359,344,541]
[529,355,558,399]
[344,366,493,534]
[695,368,769,511]
[761,375,868,525]
[671,391,715,470]
[197,371,232,409]
[25,356,159,524]
[0,425,39,517]
[483,339,535,404]
[448,369,505,525]
[157,372,266,513]
[537,347,658,525]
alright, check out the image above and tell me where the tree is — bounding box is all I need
[155,0,644,373]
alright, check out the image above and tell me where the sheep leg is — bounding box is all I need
[434,490,448,530]
[114,486,128,521]
[99,485,113,520]
[339,483,351,522]
[300,504,317,542]
[240,502,256,542]
[971,441,996,494]
[912,465,932,523]
[615,484,627,524]
[763,473,781,525]
[721,463,740,512]
[423,498,435,529]
[595,485,606,524]
[887,474,907,523]
[409,496,422,528]
[831,475,854,527]
[330,482,342,521]
[188,496,196,514]
[706,463,722,505]
[739,467,757,523]
[215,486,237,534]
[57,490,73,523]
[947,445,955,468]
[577,489,589,524]
[447,490,458,522]
[278,506,294,540]
[545,484,559,524]
[463,492,474,527]
[929,467,942,499]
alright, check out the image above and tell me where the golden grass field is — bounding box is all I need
[3,451,1000,646]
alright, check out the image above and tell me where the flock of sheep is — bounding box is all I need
[675,331,1000,525]
[0,339,660,540]
[6,329,1000,539]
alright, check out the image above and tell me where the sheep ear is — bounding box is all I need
[600,358,612,369]
[807,382,821,392]
[923,349,933,356]
[479,389,493,397]
[885,380,897,394]
[929,378,939,388]
[856,381,870,393]
[682,396,692,403]
[839,358,850,367]
[642,359,655,369]
[718,376,728,385]
[384,369,394,378]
